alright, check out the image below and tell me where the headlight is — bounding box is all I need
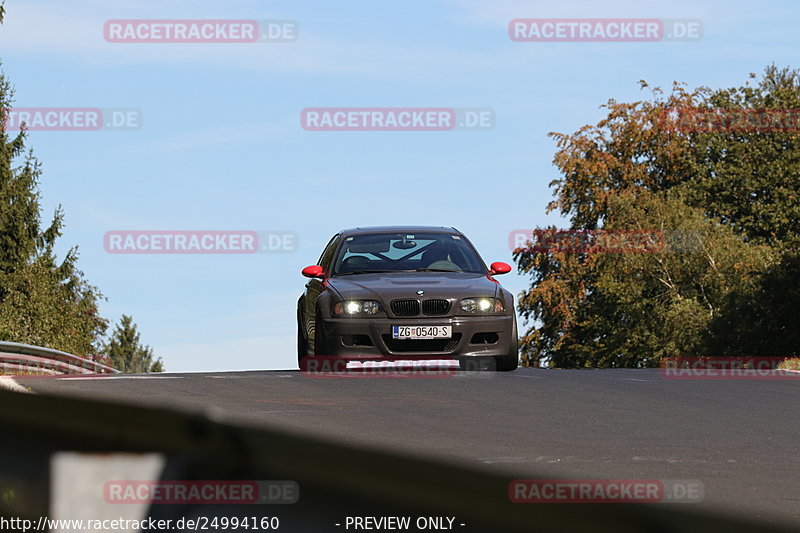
[332,300,382,316]
[459,297,505,313]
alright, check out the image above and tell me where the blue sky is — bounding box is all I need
[0,0,796,371]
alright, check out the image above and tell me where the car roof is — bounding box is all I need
[337,226,461,237]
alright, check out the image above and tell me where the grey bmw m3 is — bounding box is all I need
[297,226,518,371]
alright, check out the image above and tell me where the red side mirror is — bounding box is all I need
[301,265,325,279]
[489,261,512,275]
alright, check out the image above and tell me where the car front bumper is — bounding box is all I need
[316,314,515,360]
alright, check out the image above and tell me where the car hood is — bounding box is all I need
[327,272,499,301]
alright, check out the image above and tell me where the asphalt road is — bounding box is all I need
[13,366,800,529]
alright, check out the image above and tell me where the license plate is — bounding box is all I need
[392,325,452,340]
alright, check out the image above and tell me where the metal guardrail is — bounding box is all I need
[0,341,118,375]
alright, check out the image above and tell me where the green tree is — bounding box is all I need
[547,68,800,247]
[104,315,163,373]
[516,67,800,367]
[708,251,800,357]
[516,191,775,367]
[685,66,800,247]
[0,4,157,370]
[0,70,108,357]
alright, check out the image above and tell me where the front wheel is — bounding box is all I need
[494,350,519,372]
[297,317,309,369]
[495,314,519,372]
[313,309,327,356]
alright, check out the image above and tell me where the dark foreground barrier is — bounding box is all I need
[0,389,791,533]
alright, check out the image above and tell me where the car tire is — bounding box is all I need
[297,310,309,370]
[494,314,519,372]
[313,309,327,356]
[495,351,519,372]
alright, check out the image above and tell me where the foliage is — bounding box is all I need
[0,6,156,370]
[0,73,108,357]
[104,315,164,373]
[516,67,800,367]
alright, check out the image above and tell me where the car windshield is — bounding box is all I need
[332,232,486,275]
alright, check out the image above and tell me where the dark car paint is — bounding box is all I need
[297,226,518,370]
[327,271,499,303]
